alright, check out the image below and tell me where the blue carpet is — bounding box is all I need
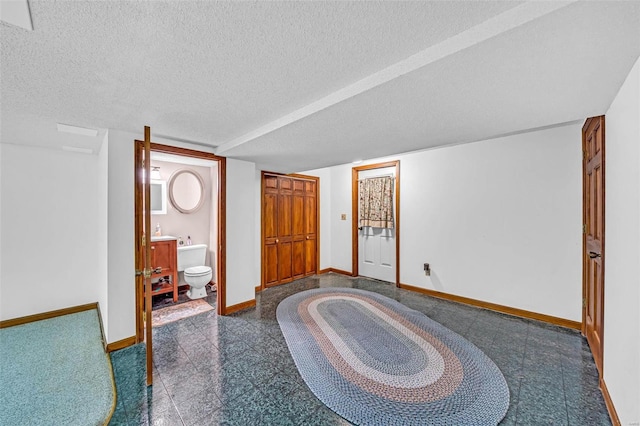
[277,288,510,426]
[0,309,116,425]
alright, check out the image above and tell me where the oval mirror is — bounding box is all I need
[168,169,205,214]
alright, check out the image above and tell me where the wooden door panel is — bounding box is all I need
[305,238,316,275]
[264,244,278,286]
[278,194,292,238]
[264,175,278,190]
[304,195,316,236]
[304,180,316,195]
[263,194,277,239]
[279,177,293,191]
[292,195,304,236]
[278,242,293,283]
[292,241,305,278]
[293,179,305,193]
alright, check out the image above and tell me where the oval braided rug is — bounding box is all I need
[276,288,509,425]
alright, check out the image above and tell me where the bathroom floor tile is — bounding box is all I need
[110,273,611,426]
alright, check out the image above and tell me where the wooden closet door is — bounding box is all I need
[262,172,318,288]
[263,175,279,286]
[303,180,317,275]
[277,177,294,284]
[292,179,306,279]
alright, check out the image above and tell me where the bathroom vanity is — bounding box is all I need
[150,236,178,302]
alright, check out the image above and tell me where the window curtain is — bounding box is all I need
[359,176,394,229]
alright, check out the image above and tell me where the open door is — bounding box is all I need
[134,126,153,386]
[582,116,605,379]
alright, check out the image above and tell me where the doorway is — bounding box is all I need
[582,116,605,379]
[134,141,227,361]
[351,161,400,285]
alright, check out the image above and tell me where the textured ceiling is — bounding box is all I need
[1,1,639,171]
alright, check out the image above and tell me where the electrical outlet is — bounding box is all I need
[341,214,347,220]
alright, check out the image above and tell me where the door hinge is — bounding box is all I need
[583,224,587,234]
[583,150,587,161]
[135,268,152,278]
[582,297,586,308]
[141,234,146,247]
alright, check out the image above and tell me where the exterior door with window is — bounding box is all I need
[357,167,396,283]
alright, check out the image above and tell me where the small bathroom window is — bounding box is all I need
[150,179,167,214]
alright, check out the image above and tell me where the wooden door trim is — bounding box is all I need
[134,142,227,315]
[581,115,605,377]
[260,171,320,291]
[134,141,144,342]
[351,160,401,286]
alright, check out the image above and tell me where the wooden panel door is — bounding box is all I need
[261,173,318,288]
[277,177,293,284]
[263,175,279,286]
[292,179,306,279]
[583,116,605,378]
[303,180,317,275]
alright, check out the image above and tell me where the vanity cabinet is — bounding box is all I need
[150,239,178,302]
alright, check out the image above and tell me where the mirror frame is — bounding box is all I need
[168,169,205,214]
[150,179,167,215]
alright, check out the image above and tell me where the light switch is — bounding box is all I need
[341,214,347,220]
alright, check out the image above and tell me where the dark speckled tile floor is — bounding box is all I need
[109,274,611,425]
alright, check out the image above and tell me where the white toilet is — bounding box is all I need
[177,244,213,299]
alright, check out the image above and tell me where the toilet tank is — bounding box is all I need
[177,244,207,271]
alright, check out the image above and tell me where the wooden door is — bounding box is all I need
[261,173,318,288]
[303,180,317,275]
[582,115,605,377]
[277,177,294,284]
[292,179,306,279]
[263,175,279,286]
[134,126,153,386]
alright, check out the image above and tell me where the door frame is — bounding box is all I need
[351,160,401,286]
[135,141,228,343]
[581,116,605,378]
[259,171,320,290]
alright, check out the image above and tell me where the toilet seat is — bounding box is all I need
[184,266,211,277]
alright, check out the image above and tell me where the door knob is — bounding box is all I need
[275,239,279,243]
[306,236,310,240]
[358,227,363,231]
[588,252,601,259]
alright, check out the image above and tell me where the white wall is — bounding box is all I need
[0,145,3,313]
[0,143,105,321]
[226,158,259,307]
[97,133,109,337]
[603,56,640,425]
[310,123,583,321]
[329,164,354,272]
[105,130,136,343]
[300,167,333,270]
